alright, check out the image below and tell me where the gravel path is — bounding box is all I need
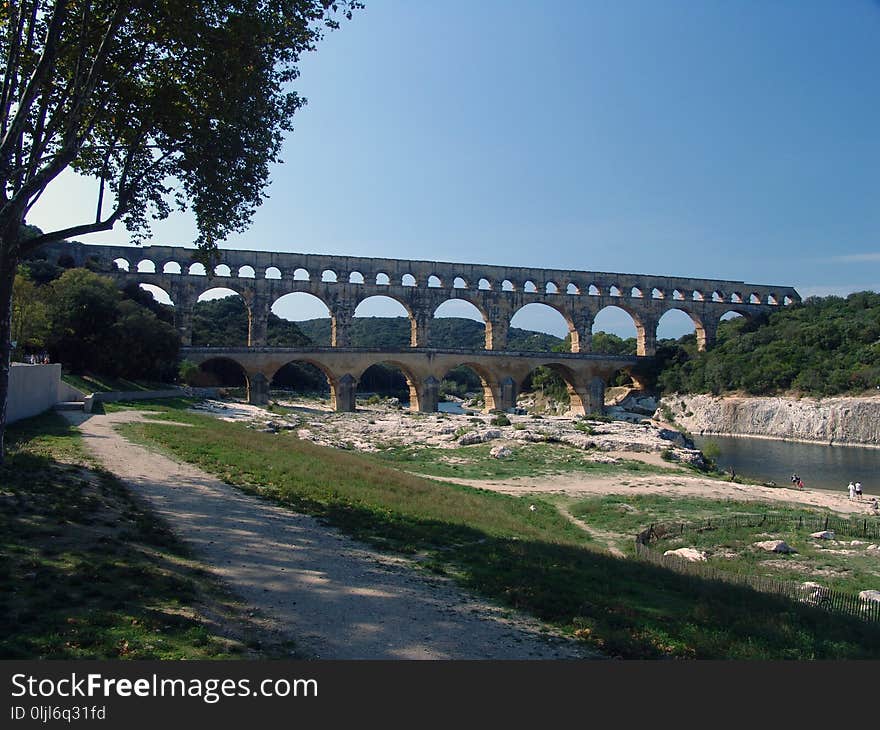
[64,411,594,660]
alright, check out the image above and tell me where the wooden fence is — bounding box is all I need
[634,514,880,624]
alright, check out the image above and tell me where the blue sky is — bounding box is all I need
[29,1,880,339]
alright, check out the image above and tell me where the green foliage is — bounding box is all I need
[524,366,570,405]
[591,331,638,355]
[110,301,180,380]
[18,268,181,380]
[296,316,565,351]
[490,414,511,427]
[655,293,880,396]
[47,269,126,371]
[2,2,361,253]
[701,440,721,460]
[11,266,50,358]
[178,360,201,387]
[191,296,312,347]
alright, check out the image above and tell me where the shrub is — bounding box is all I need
[178,360,200,386]
[490,414,511,427]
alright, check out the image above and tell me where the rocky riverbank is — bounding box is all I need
[658,393,880,447]
[190,397,708,467]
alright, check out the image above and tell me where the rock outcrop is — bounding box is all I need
[754,540,797,554]
[663,547,707,562]
[859,590,880,604]
[658,394,880,447]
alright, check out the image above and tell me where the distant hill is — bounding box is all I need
[192,297,311,347]
[295,317,564,351]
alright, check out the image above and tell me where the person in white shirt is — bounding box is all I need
[848,482,855,501]
[854,481,863,501]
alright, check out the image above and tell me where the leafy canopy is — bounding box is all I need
[1,0,360,253]
[654,292,880,397]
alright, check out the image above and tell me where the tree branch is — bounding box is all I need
[0,0,69,164]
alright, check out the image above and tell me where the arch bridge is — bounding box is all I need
[42,242,800,413]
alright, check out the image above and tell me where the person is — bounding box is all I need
[854,481,863,501]
[848,481,856,501]
[791,473,799,484]
[797,478,804,490]
[871,498,879,515]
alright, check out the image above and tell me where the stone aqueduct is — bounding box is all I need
[46,242,800,414]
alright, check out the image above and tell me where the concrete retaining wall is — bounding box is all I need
[7,363,66,424]
[58,380,86,402]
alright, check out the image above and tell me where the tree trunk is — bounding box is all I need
[0,207,27,465]
[0,244,18,464]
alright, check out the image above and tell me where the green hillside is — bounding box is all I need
[191,297,311,347]
[653,292,880,396]
[295,317,564,351]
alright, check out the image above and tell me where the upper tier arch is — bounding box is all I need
[43,241,801,355]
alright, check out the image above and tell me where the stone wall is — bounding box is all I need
[36,241,800,356]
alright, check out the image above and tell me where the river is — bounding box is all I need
[438,401,468,415]
[691,434,878,494]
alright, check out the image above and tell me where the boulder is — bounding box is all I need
[810,531,835,540]
[858,590,880,604]
[512,430,545,443]
[663,547,707,562]
[800,582,828,605]
[850,540,866,546]
[657,428,687,447]
[458,429,502,446]
[753,540,797,554]
[866,544,879,551]
[490,444,513,459]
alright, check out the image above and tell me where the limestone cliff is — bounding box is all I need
[658,394,880,447]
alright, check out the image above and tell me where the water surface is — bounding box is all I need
[692,434,877,494]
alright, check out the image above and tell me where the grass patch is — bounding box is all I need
[570,495,825,537]
[0,412,297,659]
[61,374,173,394]
[120,405,880,658]
[571,494,880,594]
[102,397,199,414]
[373,442,675,480]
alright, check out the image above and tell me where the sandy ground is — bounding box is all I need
[63,410,595,660]
[441,470,878,516]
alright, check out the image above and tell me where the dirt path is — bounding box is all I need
[557,505,626,557]
[63,411,593,660]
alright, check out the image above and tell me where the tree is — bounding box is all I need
[108,299,179,380]
[46,267,121,371]
[0,0,360,461]
[11,265,50,358]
